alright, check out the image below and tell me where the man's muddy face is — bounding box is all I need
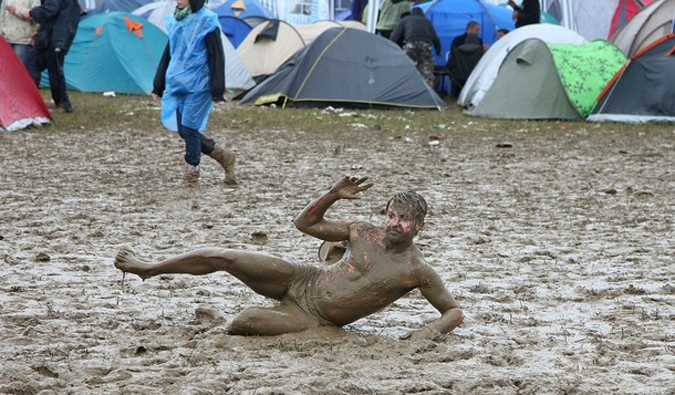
[385,202,423,243]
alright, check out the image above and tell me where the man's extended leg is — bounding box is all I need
[115,247,295,300]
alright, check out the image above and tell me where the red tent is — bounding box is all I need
[610,0,655,38]
[0,37,51,132]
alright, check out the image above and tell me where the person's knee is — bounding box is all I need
[228,307,271,335]
[228,305,313,336]
[178,126,199,141]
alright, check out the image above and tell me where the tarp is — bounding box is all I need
[0,37,50,132]
[56,12,168,94]
[589,34,675,123]
[458,23,587,109]
[238,27,445,110]
[418,0,516,65]
[542,0,620,40]
[611,0,675,56]
[470,39,626,120]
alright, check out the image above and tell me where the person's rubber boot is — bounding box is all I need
[184,162,200,184]
[208,145,237,185]
[62,97,73,113]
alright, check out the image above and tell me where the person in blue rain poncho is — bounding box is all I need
[152,0,237,184]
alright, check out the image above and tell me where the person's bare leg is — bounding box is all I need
[228,303,328,336]
[114,247,295,300]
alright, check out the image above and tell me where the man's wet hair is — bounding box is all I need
[386,191,427,222]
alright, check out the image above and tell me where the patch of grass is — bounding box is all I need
[36,90,674,137]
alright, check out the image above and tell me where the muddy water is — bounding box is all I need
[1,110,674,394]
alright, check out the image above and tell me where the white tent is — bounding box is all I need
[458,23,586,109]
[132,0,175,31]
[541,0,620,40]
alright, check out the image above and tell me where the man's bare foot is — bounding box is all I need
[114,247,154,280]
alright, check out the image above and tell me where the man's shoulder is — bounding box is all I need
[349,221,385,241]
[350,220,379,232]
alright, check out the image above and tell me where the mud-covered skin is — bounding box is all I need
[115,176,462,337]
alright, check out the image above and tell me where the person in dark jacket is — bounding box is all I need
[450,21,486,55]
[508,0,540,28]
[446,34,483,98]
[390,7,441,88]
[152,0,237,185]
[22,0,81,112]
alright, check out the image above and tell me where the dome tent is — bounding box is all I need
[238,27,445,110]
[590,34,675,123]
[0,37,50,131]
[470,39,626,120]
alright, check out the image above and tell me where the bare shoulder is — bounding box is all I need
[410,250,443,283]
[349,220,379,236]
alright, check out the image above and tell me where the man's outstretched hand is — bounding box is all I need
[330,176,373,199]
[400,326,440,341]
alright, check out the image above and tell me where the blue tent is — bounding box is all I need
[218,15,255,48]
[215,0,274,19]
[419,0,515,65]
[49,12,168,94]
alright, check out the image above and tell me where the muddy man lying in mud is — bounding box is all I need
[114,176,463,339]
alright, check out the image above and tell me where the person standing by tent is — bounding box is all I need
[373,0,411,39]
[447,21,487,98]
[450,21,488,54]
[390,7,441,88]
[1,0,41,85]
[152,0,237,185]
[507,0,540,28]
[21,0,80,112]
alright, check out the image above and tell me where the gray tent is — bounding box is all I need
[238,27,446,110]
[589,34,675,123]
[469,39,626,120]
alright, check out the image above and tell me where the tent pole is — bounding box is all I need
[366,0,379,33]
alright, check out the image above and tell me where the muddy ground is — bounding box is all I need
[1,98,674,394]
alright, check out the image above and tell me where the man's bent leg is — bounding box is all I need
[114,247,296,300]
[228,303,330,336]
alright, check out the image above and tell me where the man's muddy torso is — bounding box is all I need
[307,222,425,326]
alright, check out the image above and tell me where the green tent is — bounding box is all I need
[469,39,626,120]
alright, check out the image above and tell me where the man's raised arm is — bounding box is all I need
[293,176,372,241]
